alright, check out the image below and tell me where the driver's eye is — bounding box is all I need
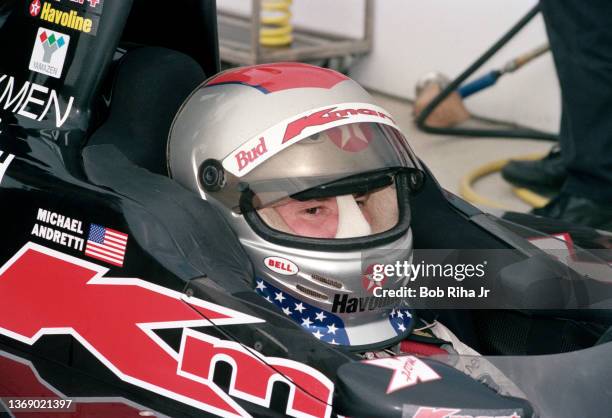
[305,207,320,215]
[354,193,367,206]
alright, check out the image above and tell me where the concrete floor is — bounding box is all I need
[372,93,554,213]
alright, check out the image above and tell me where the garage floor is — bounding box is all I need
[372,93,555,214]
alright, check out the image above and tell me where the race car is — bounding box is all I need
[1,1,611,417]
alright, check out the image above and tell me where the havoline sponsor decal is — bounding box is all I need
[332,293,396,313]
[33,1,100,36]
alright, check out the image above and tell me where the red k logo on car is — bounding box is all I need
[0,243,334,418]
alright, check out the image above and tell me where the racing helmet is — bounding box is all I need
[168,63,424,350]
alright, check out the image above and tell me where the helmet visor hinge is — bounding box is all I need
[199,159,226,192]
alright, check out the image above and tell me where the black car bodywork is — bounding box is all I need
[1,1,611,417]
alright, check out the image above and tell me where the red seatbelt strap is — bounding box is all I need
[400,340,448,356]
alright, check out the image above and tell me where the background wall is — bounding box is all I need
[217,0,561,132]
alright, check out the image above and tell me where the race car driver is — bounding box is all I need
[167,62,474,359]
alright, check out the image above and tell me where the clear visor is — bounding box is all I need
[257,182,399,238]
[214,123,421,221]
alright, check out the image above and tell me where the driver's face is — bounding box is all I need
[274,195,372,238]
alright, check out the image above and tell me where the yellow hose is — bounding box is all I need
[512,187,550,208]
[460,153,550,210]
[260,0,293,47]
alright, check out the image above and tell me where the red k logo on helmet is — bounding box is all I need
[282,106,394,145]
[282,107,347,144]
[0,243,334,418]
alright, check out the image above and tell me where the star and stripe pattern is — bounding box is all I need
[389,307,413,336]
[84,224,128,267]
[255,278,350,346]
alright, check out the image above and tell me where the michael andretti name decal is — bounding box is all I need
[0,243,334,418]
[30,209,128,267]
[222,102,399,177]
[31,208,85,251]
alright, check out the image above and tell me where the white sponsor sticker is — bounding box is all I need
[363,355,441,394]
[29,28,70,79]
[222,102,400,177]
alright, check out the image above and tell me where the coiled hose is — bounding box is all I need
[460,153,550,210]
[260,0,293,47]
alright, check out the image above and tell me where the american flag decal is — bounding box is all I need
[389,307,413,335]
[255,278,350,346]
[85,224,128,267]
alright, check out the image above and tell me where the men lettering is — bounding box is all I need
[0,74,74,128]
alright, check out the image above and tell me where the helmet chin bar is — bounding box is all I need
[241,226,416,350]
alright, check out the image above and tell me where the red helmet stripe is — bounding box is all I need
[208,63,349,93]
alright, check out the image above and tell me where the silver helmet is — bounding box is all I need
[168,63,424,350]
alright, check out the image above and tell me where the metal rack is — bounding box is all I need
[218,0,373,65]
